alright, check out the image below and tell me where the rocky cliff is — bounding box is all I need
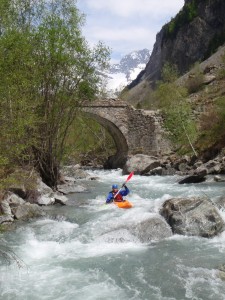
[128,0,225,89]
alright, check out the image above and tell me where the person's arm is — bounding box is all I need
[120,185,129,197]
[106,192,113,204]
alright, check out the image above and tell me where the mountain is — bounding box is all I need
[106,49,150,95]
[126,0,225,94]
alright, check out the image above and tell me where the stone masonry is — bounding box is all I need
[82,99,171,166]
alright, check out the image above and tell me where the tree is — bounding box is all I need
[156,63,198,155]
[0,0,110,188]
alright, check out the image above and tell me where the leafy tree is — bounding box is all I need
[0,0,110,188]
[156,63,198,155]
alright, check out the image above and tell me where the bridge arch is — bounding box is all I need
[83,111,129,167]
[81,99,171,168]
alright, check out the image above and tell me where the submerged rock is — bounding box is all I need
[160,197,225,238]
[130,216,172,242]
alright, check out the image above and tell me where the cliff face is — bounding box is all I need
[128,0,225,89]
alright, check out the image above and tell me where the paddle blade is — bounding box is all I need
[126,171,134,183]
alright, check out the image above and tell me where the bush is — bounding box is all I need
[185,63,204,94]
[198,96,225,148]
[217,51,225,79]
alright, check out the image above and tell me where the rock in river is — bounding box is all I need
[160,197,225,238]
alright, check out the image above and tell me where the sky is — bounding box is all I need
[77,0,184,64]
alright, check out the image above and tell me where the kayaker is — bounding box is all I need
[106,184,130,204]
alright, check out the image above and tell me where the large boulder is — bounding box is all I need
[160,197,225,238]
[12,203,44,220]
[123,154,160,175]
[1,192,45,221]
[130,216,172,242]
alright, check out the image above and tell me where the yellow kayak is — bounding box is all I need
[114,200,133,209]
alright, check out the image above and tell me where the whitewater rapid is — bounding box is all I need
[1,169,225,299]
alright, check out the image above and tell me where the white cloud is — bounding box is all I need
[84,0,184,19]
[77,0,184,62]
[89,26,155,43]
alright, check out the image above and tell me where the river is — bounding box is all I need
[1,169,225,300]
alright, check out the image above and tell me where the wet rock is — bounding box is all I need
[57,183,87,194]
[178,174,206,184]
[123,154,160,175]
[64,176,76,182]
[218,264,225,281]
[160,197,225,238]
[214,197,225,210]
[97,229,139,244]
[144,167,163,176]
[54,193,68,205]
[12,203,44,220]
[194,166,208,177]
[37,195,55,206]
[130,216,172,242]
[0,215,14,224]
[214,175,225,182]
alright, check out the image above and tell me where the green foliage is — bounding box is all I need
[155,64,197,153]
[185,63,204,94]
[217,51,225,79]
[161,62,179,83]
[198,97,225,149]
[0,0,110,188]
[64,113,116,164]
[164,0,198,39]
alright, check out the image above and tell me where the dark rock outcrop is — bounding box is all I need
[129,0,225,88]
[178,174,206,184]
[160,197,225,237]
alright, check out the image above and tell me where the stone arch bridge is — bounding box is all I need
[82,99,170,168]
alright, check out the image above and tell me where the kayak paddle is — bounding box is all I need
[114,171,134,199]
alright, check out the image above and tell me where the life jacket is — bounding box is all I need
[112,191,123,202]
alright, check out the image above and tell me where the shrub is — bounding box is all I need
[185,63,204,94]
[217,51,225,79]
[198,96,225,148]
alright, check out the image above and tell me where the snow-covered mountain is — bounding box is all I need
[106,49,150,95]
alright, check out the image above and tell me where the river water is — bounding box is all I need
[1,169,225,300]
